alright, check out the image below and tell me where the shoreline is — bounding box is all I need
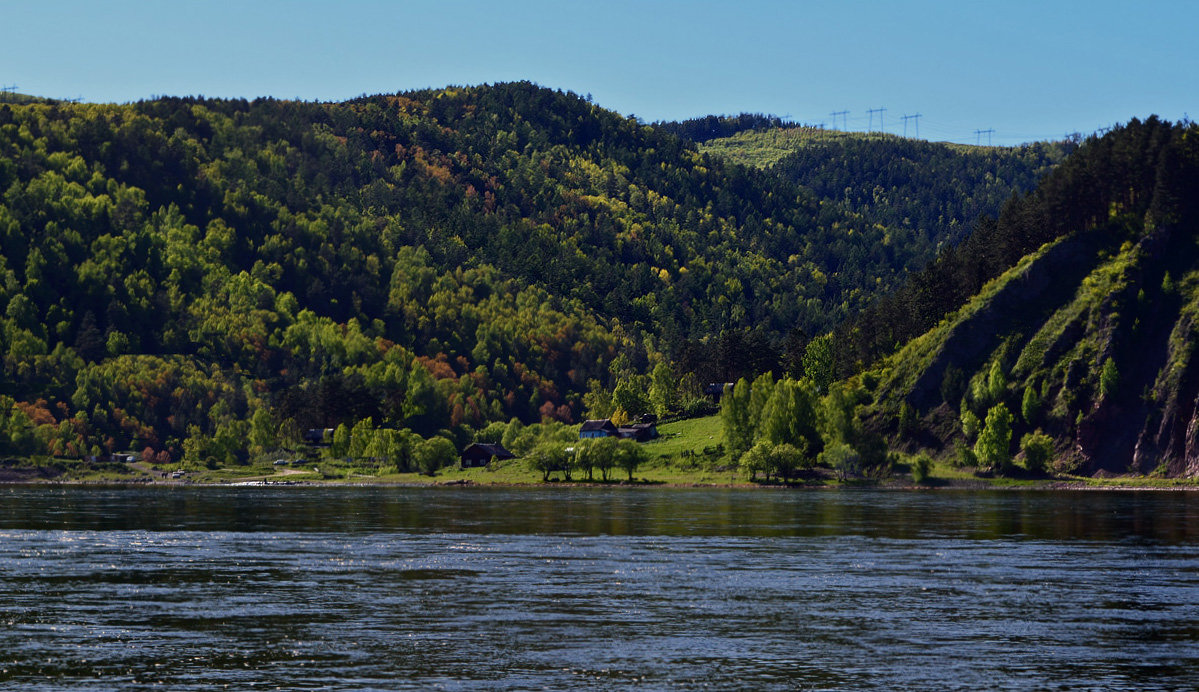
[3,475,1197,492]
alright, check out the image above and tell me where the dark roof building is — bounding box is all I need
[579,419,620,439]
[616,423,659,442]
[461,443,516,468]
[704,383,735,401]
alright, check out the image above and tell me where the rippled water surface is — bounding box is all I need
[1,486,1197,689]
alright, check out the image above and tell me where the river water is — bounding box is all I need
[0,486,1196,690]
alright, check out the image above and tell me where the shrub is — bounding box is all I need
[911,453,932,484]
[1020,431,1054,474]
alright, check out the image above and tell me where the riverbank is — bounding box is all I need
[3,460,1196,491]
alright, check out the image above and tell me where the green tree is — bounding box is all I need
[648,362,677,418]
[1021,384,1041,424]
[768,441,807,482]
[802,334,834,393]
[987,359,1007,404]
[819,441,860,481]
[413,436,456,476]
[759,378,819,452]
[330,423,351,458]
[527,441,570,482]
[739,440,771,481]
[721,378,753,457]
[248,407,277,456]
[612,377,651,420]
[348,417,374,458]
[582,379,614,420]
[974,403,1014,473]
[580,436,617,481]
[614,439,647,481]
[960,402,981,441]
[1020,430,1054,474]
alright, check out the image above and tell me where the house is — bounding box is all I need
[704,383,735,402]
[616,423,659,442]
[303,428,334,446]
[579,419,619,439]
[460,443,516,468]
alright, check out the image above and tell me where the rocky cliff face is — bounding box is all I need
[869,119,1199,476]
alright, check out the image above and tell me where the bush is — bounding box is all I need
[911,453,932,484]
[955,442,977,468]
[1020,431,1054,474]
[819,441,861,481]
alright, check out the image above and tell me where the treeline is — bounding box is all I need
[719,372,892,482]
[654,113,802,143]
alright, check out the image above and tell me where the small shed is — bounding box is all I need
[579,419,619,439]
[461,443,516,468]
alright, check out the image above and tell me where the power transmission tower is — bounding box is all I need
[901,113,921,138]
[830,110,849,130]
[974,128,994,146]
[982,128,994,145]
[867,107,887,132]
[0,84,17,102]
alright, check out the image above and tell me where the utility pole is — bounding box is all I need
[830,110,849,130]
[868,106,887,131]
[901,113,921,138]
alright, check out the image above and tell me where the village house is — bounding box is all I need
[704,383,734,402]
[460,442,516,468]
[579,419,619,439]
[578,418,658,442]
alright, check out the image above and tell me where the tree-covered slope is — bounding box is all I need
[859,117,1199,476]
[0,82,1006,462]
[698,128,1067,323]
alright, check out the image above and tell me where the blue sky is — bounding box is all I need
[4,0,1195,145]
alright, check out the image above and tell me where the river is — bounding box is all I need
[1,486,1196,689]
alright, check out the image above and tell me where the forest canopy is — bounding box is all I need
[0,83,1065,463]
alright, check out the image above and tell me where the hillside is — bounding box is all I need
[700,129,1067,314]
[0,82,1021,463]
[859,117,1199,476]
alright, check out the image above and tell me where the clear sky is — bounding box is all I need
[3,0,1195,145]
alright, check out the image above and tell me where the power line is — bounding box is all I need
[974,128,995,146]
[830,109,849,130]
[0,84,17,102]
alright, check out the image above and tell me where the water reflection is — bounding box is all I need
[0,487,1196,689]
[0,486,1196,541]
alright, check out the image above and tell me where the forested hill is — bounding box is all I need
[857,117,1199,476]
[698,127,1068,299]
[0,82,1005,461]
